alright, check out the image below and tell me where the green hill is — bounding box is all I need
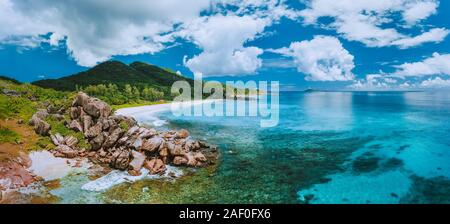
[32,61,193,93]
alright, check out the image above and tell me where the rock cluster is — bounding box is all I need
[34,92,219,176]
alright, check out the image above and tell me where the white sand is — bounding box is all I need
[115,100,220,127]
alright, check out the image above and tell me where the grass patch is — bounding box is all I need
[0,127,21,143]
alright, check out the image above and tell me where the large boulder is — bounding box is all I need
[144,158,166,175]
[85,123,103,139]
[81,115,93,132]
[69,107,81,120]
[110,149,131,170]
[33,119,51,136]
[89,133,105,151]
[129,151,146,172]
[141,137,163,152]
[72,92,90,108]
[83,99,111,118]
[103,128,124,148]
[28,109,48,126]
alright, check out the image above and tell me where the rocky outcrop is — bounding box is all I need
[46,92,219,176]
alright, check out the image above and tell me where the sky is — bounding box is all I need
[0,0,449,91]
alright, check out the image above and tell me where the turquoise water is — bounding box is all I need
[137,91,450,204]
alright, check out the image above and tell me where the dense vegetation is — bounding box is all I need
[79,83,165,105]
[32,61,194,99]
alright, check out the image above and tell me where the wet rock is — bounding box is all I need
[132,137,143,150]
[169,144,185,156]
[173,156,188,166]
[194,152,207,162]
[110,149,131,170]
[141,137,163,152]
[129,151,146,172]
[184,152,197,166]
[144,158,166,174]
[68,120,83,132]
[176,129,190,139]
[128,169,141,176]
[159,147,169,157]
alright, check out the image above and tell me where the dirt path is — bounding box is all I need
[0,119,40,160]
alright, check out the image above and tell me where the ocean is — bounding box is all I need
[47,91,450,203]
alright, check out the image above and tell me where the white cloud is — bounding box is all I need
[403,0,438,25]
[180,14,268,77]
[420,77,450,88]
[180,1,298,77]
[299,0,447,48]
[0,0,212,67]
[0,0,297,76]
[269,36,355,81]
[391,28,449,49]
[393,53,450,77]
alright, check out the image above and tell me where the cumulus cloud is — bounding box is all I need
[0,0,297,76]
[180,15,268,77]
[0,0,212,66]
[393,53,450,77]
[269,36,355,81]
[299,0,448,48]
[180,1,297,77]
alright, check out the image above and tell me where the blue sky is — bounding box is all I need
[0,0,449,90]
